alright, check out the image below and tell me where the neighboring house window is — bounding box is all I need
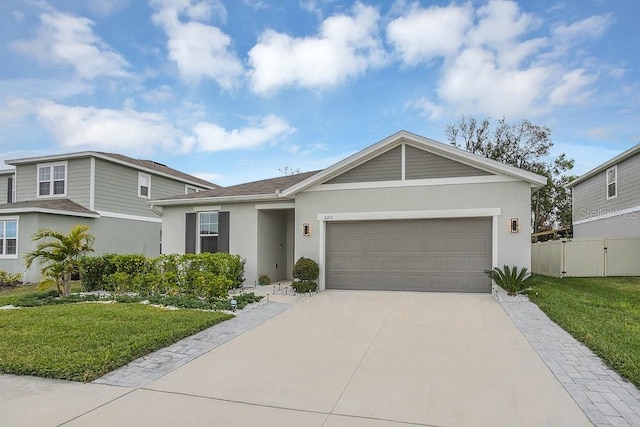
[138,173,151,198]
[38,162,66,197]
[185,185,200,194]
[606,165,617,199]
[199,212,218,253]
[7,176,14,203]
[0,219,17,257]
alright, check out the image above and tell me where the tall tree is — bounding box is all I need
[446,116,575,233]
[24,224,95,297]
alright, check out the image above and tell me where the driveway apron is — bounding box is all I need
[65,291,591,427]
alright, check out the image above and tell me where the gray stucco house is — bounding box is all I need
[567,143,640,238]
[0,152,216,282]
[153,131,546,293]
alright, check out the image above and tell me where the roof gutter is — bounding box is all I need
[149,193,282,207]
[0,207,100,218]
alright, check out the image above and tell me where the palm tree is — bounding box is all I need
[24,224,95,297]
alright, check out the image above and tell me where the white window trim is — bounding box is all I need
[185,185,200,194]
[0,217,19,259]
[197,211,219,253]
[138,172,151,199]
[606,165,617,200]
[36,161,68,198]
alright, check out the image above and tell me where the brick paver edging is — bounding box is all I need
[500,299,640,427]
[93,302,292,389]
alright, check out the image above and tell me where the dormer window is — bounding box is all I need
[606,166,617,199]
[37,162,67,197]
[138,172,151,198]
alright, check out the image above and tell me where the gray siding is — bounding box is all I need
[15,164,35,202]
[0,174,12,203]
[405,145,491,179]
[13,159,90,207]
[94,159,186,217]
[327,146,401,184]
[574,215,640,238]
[67,158,91,207]
[573,154,640,223]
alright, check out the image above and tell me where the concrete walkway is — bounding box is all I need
[500,298,640,427]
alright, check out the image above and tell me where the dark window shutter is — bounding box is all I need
[7,177,13,203]
[218,211,230,253]
[185,213,196,254]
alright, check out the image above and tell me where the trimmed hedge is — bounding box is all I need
[292,257,319,293]
[79,253,245,301]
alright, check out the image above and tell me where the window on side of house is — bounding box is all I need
[37,162,66,197]
[0,219,18,257]
[199,212,218,253]
[185,185,199,194]
[606,165,617,199]
[138,173,151,198]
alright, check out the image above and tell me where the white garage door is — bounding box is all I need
[326,218,492,292]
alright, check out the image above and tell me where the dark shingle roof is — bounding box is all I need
[156,170,320,202]
[96,152,217,189]
[0,199,98,217]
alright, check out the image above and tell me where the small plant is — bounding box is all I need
[0,270,22,287]
[292,257,319,293]
[292,257,319,281]
[258,273,271,286]
[485,265,531,296]
[291,280,317,293]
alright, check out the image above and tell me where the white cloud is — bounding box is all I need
[552,14,614,40]
[438,47,550,117]
[387,4,473,65]
[11,11,130,80]
[248,2,386,94]
[34,101,179,155]
[549,68,597,105]
[151,0,242,89]
[407,97,445,121]
[87,0,129,16]
[192,115,295,151]
[391,0,607,119]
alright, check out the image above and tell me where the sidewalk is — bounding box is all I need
[499,297,640,426]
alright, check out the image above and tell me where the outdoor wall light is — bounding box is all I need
[303,223,311,236]
[510,218,520,233]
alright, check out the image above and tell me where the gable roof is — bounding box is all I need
[281,130,547,197]
[151,171,319,206]
[566,143,640,188]
[0,199,99,218]
[5,151,218,189]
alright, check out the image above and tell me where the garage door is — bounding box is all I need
[325,218,492,292]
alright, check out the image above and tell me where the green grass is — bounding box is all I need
[0,303,232,382]
[0,282,83,306]
[528,275,640,387]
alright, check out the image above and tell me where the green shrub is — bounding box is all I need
[292,257,319,281]
[485,265,531,296]
[78,252,245,300]
[258,273,271,286]
[292,257,319,293]
[0,270,22,286]
[291,280,317,294]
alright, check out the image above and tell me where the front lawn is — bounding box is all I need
[0,303,232,381]
[528,275,640,387]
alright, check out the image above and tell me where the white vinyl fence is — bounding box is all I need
[531,236,640,277]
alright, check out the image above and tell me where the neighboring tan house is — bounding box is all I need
[0,152,217,282]
[567,143,640,238]
[153,131,546,293]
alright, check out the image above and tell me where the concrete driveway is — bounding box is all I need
[2,292,591,426]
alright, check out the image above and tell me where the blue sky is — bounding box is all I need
[0,0,638,186]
